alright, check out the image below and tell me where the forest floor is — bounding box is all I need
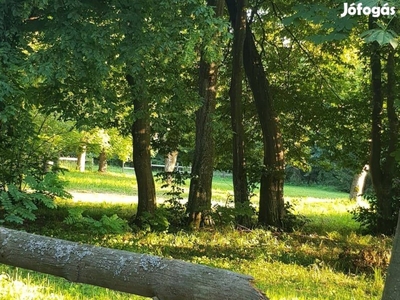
[0,168,391,300]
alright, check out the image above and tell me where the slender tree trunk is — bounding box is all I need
[241,22,285,228]
[164,150,178,185]
[187,0,224,229]
[126,75,156,223]
[368,17,399,234]
[98,149,107,172]
[76,146,86,172]
[227,0,250,225]
[0,227,268,300]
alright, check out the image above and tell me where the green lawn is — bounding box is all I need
[0,168,391,300]
[59,167,348,202]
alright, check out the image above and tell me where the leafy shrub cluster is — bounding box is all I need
[0,172,70,224]
[352,180,400,235]
[285,165,354,193]
[64,207,129,234]
[0,105,69,224]
[134,170,308,232]
[132,170,190,232]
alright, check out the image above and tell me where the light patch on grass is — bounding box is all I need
[1,167,388,299]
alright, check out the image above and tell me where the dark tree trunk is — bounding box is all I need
[187,0,224,229]
[368,17,399,234]
[97,149,107,172]
[126,74,156,222]
[227,0,250,225]
[236,18,285,228]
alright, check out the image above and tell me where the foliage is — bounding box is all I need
[64,207,129,235]
[211,196,257,228]
[1,187,391,299]
[152,170,191,230]
[282,200,309,232]
[131,209,171,233]
[352,179,400,235]
[285,165,354,193]
[0,173,69,224]
[0,166,389,298]
[0,110,71,225]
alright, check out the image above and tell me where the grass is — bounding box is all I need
[59,166,349,203]
[0,167,392,299]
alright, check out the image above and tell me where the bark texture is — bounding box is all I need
[97,149,107,172]
[187,0,224,229]
[0,227,268,300]
[225,4,285,227]
[368,16,399,234]
[227,0,250,222]
[243,29,285,227]
[382,212,400,300]
[126,74,156,221]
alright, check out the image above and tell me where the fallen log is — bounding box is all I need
[0,227,268,300]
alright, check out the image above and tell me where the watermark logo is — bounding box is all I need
[340,2,396,18]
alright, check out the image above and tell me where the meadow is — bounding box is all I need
[0,167,392,299]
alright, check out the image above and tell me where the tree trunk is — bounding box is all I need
[382,211,400,300]
[226,0,250,225]
[126,75,156,223]
[76,146,86,172]
[240,18,285,228]
[349,164,369,202]
[164,150,178,185]
[187,0,224,229]
[0,227,268,300]
[98,149,107,172]
[368,17,399,234]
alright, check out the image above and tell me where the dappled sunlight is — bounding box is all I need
[2,170,390,299]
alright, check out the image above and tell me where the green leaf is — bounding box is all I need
[360,29,399,48]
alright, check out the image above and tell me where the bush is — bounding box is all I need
[282,200,309,232]
[351,180,400,234]
[64,208,129,234]
[0,108,70,224]
[0,173,70,224]
[211,195,257,228]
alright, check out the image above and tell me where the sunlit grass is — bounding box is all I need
[0,266,143,299]
[0,227,389,300]
[1,166,391,299]
[60,170,138,195]
[60,167,349,204]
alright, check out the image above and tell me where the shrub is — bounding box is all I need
[0,173,70,224]
[64,208,129,234]
[351,180,400,234]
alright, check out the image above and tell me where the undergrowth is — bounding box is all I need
[0,170,392,299]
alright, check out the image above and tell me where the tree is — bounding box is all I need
[225,1,285,227]
[383,212,400,299]
[126,74,157,223]
[367,15,399,234]
[23,0,217,225]
[226,0,250,225]
[277,1,399,233]
[0,227,268,300]
[0,1,71,224]
[187,0,225,228]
